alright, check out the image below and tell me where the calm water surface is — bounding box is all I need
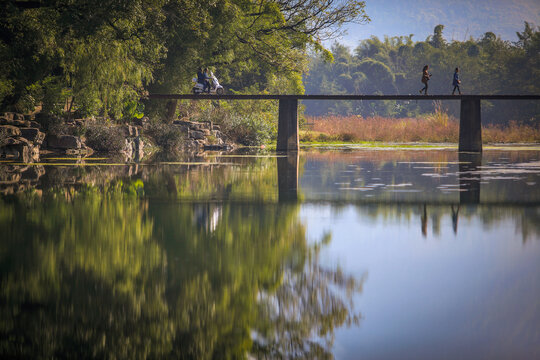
[1,147,539,359]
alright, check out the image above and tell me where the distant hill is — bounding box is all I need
[334,0,539,47]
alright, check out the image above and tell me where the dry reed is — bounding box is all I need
[304,116,540,143]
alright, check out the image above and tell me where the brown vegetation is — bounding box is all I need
[303,115,540,143]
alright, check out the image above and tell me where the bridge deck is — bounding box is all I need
[148,94,540,100]
[148,93,540,153]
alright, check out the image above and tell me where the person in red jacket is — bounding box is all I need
[419,65,432,95]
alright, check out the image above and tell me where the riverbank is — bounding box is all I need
[303,115,540,143]
[0,112,234,163]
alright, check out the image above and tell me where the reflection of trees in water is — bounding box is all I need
[150,202,364,358]
[0,187,170,359]
[0,186,364,358]
[253,252,365,358]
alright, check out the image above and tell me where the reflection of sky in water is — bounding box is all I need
[301,204,540,359]
[300,149,540,203]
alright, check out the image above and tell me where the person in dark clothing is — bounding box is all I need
[197,67,210,93]
[204,67,212,93]
[419,65,432,95]
[197,67,205,84]
[452,67,462,95]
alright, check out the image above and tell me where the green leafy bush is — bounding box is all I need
[220,113,275,146]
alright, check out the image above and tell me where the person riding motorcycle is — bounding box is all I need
[197,67,210,93]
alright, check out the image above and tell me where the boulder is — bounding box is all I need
[121,124,139,137]
[21,166,45,181]
[46,134,82,149]
[0,125,21,137]
[0,144,31,162]
[3,137,23,145]
[0,172,21,184]
[29,121,41,129]
[190,130,205,140]
[20,128,45,145]
[3,112,24,121]
[65,146,93,156]
[0,118,30,127]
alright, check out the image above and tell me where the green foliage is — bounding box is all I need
[0,0,370,123]
[123,100,145,122]
[223,113,276,146]
[304,22,540,124]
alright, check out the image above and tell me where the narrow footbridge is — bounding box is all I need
[148,94,540,153]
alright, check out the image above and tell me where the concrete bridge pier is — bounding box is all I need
[459,98,482,152]
[276,99,299,152]
[277,153,299,202]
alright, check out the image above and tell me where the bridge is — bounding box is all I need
[148,94,540,153]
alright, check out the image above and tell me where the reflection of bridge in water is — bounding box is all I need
[277,152,483,204]
[276,151,531,236]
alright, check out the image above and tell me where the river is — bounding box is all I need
[0,146,539,359]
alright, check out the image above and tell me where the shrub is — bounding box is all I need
[85,124,125,152]
[219,113,275,146]
[144,123,185,151]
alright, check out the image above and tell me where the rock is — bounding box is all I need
[0,144,31,162]
[3,137,23,145]
[65,146,93,156]
[3,112,24,121]
[46,134,82,149]
[202,129,211,136]
[0,118,30,127]
[21,166,45,181]
[189,122,203,131]
[20,128,45,145]
[0,125,21,137]
[121,124,139,137]
[190,130,205,140]
[212,124,221,131]
[29,121,41,129]
[0,172,21,184]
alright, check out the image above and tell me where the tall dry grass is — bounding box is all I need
[304,115,540,143]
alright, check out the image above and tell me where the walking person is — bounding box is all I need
[452,67,462,95]
[419,65,432,95]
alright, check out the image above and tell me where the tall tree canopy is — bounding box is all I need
[304,23,540,124]
[0,0,369,119]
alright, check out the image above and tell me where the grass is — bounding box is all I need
[302,115,540,144]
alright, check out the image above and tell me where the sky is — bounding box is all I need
[331,0,540,48]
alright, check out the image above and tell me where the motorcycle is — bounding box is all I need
[192,74,224,95]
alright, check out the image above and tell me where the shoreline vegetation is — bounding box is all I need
[300,115,540,144]
[0,0,538,158]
